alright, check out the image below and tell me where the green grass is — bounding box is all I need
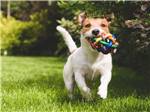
[1,56,150,112]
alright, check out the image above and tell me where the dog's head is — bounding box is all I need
[77,12,118,54]
[78,12,112,38]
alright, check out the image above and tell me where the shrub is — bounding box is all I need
[0,12,43,55]
[0,13,25,52]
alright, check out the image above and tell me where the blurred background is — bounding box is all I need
[1,1,150,75]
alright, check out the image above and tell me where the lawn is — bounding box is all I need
[1,56,150,112]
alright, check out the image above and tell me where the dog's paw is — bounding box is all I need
[81,87,92,100]
[68,93,74,100]
[97,89,107,99]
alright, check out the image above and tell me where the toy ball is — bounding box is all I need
[85,32,119,54]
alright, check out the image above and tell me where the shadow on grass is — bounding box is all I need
[109,66,150,98]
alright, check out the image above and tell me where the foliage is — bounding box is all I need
[0,13,43,55]
[115,2,150,75]
[2,56,150,112]
[1,1,48,20]
[0,13,21,50]
[1,1,61,55]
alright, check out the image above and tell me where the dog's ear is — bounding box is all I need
[104,13,115,24]
[78,12,87,26]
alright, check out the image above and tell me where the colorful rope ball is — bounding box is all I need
[87,33,119,54]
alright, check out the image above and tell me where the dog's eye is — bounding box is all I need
[101,24,106,27]
[85,24,91,28]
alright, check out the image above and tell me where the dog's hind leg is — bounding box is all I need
[63,61,74,99]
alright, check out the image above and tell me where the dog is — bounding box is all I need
[56,12,113,100]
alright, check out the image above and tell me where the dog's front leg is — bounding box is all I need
[74,72,92,100]
[97,70,112,99]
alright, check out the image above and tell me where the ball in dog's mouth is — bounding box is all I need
[85,34,119,54]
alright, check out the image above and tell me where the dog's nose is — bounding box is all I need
[92,29,100,36]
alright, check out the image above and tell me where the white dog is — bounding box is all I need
[56,13,113,100]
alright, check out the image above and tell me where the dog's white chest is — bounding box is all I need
[83,62,101,79]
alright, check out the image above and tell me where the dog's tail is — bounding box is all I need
[56,26,77,53]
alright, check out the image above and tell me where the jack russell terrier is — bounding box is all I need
[56,12,116,100]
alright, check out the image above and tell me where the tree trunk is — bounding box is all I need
[7,0,10,19]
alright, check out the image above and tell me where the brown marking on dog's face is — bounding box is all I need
[78,12,112,38]
[81,18,110,34]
